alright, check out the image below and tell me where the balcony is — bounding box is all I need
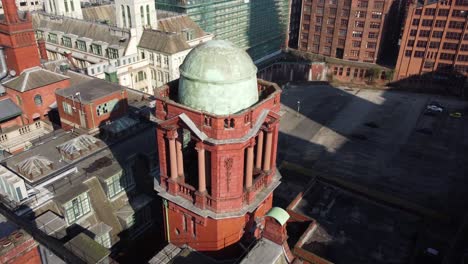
[0,121,53,153]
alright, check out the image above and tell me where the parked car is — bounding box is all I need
[426,105,443,112]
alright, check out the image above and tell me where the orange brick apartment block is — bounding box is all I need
[298,0,394,62]
[394,0,468,80]
[55,79,128,131]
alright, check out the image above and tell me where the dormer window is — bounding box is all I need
[182,28,194,41]
[91,44,103,56]
[106,169,134,199]
[35,30,44,40]
[48,33,57,44]
[63,192,91,225]
[76,40,86,51]
[107,48,119,59]
[62,36,72,48]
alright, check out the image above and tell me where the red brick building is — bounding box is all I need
[3,67,70,123]
[55,78,128,132]
[0,229,41,264]
[154,40,283,251]
[0,0,40,75]
[298,0,394,63]
[394,0,468,80]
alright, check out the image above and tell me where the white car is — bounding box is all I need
[426,105,443,112]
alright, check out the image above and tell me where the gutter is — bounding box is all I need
[163,199,170,242]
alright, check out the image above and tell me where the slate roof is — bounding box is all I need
[138,30,190,54]
[64,233,110,264]
[32,12,130,50]
[0,98,21,122]
[55,79,126,104]
[3,67,69,92]
[82,4,116,25]
[157,15,208,40]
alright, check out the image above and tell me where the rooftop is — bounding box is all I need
[55,78,126,104]
[0,98,22,122]
[139,30,190,54]
[3,67,69,92]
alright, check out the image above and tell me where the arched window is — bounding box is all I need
[140,6,144,26]
[34,94,43,106]
[127,5,132,28]
[121,5,127,28]
[146,5,150,25]
[70,0,74,11]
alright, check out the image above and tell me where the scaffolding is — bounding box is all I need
[155,0,290,61]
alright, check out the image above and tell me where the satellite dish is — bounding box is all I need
[9,70,16,77]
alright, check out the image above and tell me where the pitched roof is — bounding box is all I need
[0,98,21,122]
[32,13,130,50]
[157,15,208,40]
[138,30,190,54]
[3,67,69,92]
[55,78,126,103]
[82,4,116,25]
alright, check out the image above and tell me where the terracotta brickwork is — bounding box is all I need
[0,0,40,74]
[156,79,282,251]
[394,0,468,80]
[56,89,128,130]
[0,231,41,264]
[298,0,393,63]
[6,79,70,124]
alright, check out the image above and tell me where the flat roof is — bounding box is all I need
[55,79,126,104]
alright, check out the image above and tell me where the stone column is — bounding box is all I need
[176,139,184,177]
[255,130,264,170]
[196,143,206,193]
[245,141,254,189]
[263,129,273,171]
[167,131,178,180]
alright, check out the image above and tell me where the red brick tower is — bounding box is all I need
[154,40,283,251]
[0,0,40,74]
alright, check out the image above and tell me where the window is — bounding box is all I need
[106,170,134,199]
[140,51,145,59]
[325,37,332,44]
[432,31,443,38]
[424,61,434,69]
[64,0,69,12]
[137,71,146,81]
[446,32,461,40]
[405,50,412,57]
[416,41,427,48]
[338,38,345,45]
[452,9,467,17]
[350,50,359,56]
[455,0,468,5]
[61,37,72,48]
[461,44,468,51]
[326,27,333,34]
[47,33,57,44]
[329,7,336,15]
[414,51,425,57]
[96,99,119,116]
[76,40,86,51]
[415,9,422,15]
[341,9,350,16]
[34,94,42,106]
[339,29,347,36]
[70,0,74,11]
[458,55,468,62]
[370,22,380,29]
[435,20,446,27]
[412,19,420,26]
[163,56,168,66]
[366,42,376,49]
[421,19,432,27]
[327,18,335,25]
[438,9,449,16]
[368,32,378,39]
[373,1,383,9]
[443,42,458,50]
[424,8,436,16]
[64,193,91,224]
[429,42,440,48]
[107,48,119,59]
[355,21,365,28]
[95,232,111,248]
[35,31,44,40]
[127,5,132,27]
[352,31,363,38]
[346,67,351,76]
[410,29,417,36]
[340,19,348,26]
[371,11,382,19]
[62,102,72,115]
[91,44,102,56]
[407,39,415,47]
[315,26,322,32]
[323,46,331,54]
[357,0,368,8]
[449,21,465,29]
[316,16,322,23]
[419,30,430,37]
[366,51,375,58]
[440,53,455,60]
[352,41,361,47]
[355,11,366,18]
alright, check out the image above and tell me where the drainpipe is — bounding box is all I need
[163,199,170,243]
[0,47,8,82]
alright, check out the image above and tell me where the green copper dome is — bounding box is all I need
[178,40,259,115]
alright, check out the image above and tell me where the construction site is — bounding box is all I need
[275,83,468,263]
